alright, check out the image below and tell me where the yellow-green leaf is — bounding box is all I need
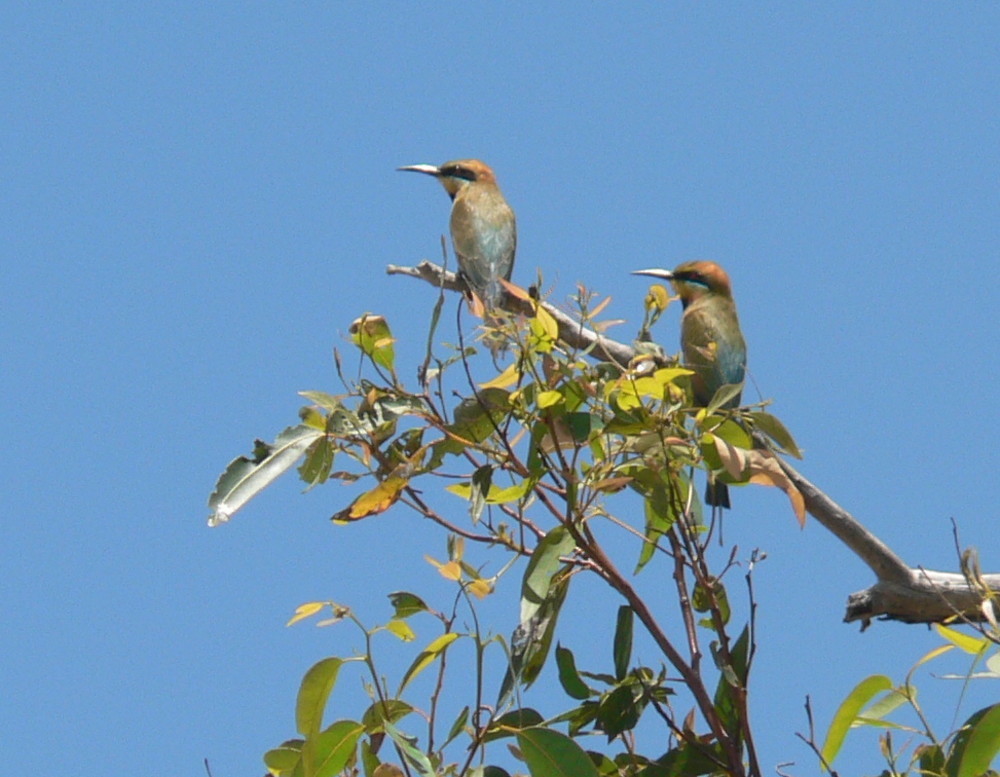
[486,480,533,504]
[534,304,559,341]
[537,390,563,409]
[385,619,416,642]
[296,657,345,737]
[287,601,327,627]
[398,633,460,693]
[425,555,462,581]
[653,366,694,385]
[517,727,601,777]
[935,624,990,655]
[447,479,532,505]
[821,674,893,766]
[446,483,472,499]
[480,362,521,389]
[347,476,407,519]
[468,578,493,599]
[644,283,671,311]
[350,314,395,372]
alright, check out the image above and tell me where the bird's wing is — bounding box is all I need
[450,192,516,303]
[681,303,746,405]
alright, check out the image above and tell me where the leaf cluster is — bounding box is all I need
[206,283,999,776]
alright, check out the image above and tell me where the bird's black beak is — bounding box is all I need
[631,268,674,281]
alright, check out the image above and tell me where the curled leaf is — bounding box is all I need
[287,601,327,627]
[744,449,806,527]
[336,476,407,522]
[711,433,748,480]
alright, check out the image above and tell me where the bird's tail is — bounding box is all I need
[482,312,509,357]
[482,279,505,313]
[476,280,509,356]
[704,479,731,509]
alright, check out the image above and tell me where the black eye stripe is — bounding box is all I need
[440,165,477,181]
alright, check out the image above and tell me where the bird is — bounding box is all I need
[398,159,516,314]
[632,261,747,508]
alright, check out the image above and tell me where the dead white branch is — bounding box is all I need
[390,260,1000,627]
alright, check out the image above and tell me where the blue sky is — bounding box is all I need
[2,4,998,775]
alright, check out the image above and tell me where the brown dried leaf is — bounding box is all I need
[712,434,748,480]
[745,449,807,527]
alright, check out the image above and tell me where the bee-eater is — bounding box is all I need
[398,159,516,313]
[633,261,747,508]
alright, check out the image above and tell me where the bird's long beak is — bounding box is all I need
[632,268,674,280]
[397,164,441,177]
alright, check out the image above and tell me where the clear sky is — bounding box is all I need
[2,4,998,775]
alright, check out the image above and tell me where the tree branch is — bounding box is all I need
[390,260,1000,627]
[386,261,634,365]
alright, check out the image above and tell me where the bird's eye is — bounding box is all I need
[446,166,476,181]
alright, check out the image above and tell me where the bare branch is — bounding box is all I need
[387,260,634,365]
[389,259,1000,626]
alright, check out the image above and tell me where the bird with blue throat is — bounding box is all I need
[398,159,516,331]
[633,261,748,508]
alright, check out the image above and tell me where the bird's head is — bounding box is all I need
[632,260,733,307]
[397,159,497,200]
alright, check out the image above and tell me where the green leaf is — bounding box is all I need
[596,684,641,738]
[470,465,493,523]
[936,623,991,655]
[263,740,304,776]
[565,412,603,442]
[634,475,680,573]
[613,606,633,682]
[468,768,512,777]
[820,674,894,766]
[443,705,469,748]
[487,479,534,504]
[712,625,750,740]
[484,708,546,741]
[208,425,323,526]
[857,688,907,723]
[384,619,415,641]
[297,658,345,737]
[299,405,327,430]
[556,644,591,700]
[584,752,616,777]
[500,565,571,706]
[447,479,533,505]
[419,280,446,388]
[562,701,599,737]
[398,632,460,694]
[655,740,727,775]
[387,591,429,619]
[705,382,744,414]
[361,699,413,733]
[350,314,396,373]
[693,577,730,627]
[516,727,601,777]
[305,720,363,777]
[747,411,803,458]
[708,417,753,450]
[521,527,576,624]
[917,743,945,775]
[383,721,436,777]
[948,702,1000,777]
[447,389,510,444]
[537,389,563,409]
[298,435,335,489]
[298,391,344,411]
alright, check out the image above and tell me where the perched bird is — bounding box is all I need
[398,159,516,313]
[633,261,748,508]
